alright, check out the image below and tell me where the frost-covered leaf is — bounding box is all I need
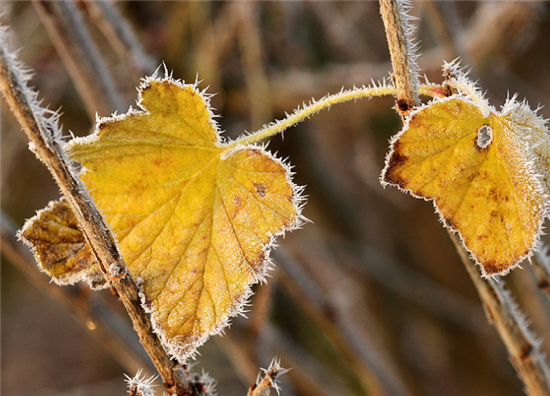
[65,76,303,360]
[382,68,550,277]
[19,198,106,289]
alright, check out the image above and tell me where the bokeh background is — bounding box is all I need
[3,1,550,395]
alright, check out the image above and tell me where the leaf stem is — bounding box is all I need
[226,84,440,148]
[227,85,396,148]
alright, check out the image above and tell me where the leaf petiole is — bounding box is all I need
[226,84,441,148]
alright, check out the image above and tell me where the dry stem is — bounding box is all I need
[0,32,193,396]
[379,0,419,114]
[450,233,550,396]
[247,359,288,396]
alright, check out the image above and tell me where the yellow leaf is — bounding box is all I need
[67,77,303,359]
[382,95,550,276]
[19,198,106,289]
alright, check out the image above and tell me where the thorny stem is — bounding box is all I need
[0,34,192,396]
[379,0,420,115]
[450,233,550,396]
[228,86,395,148]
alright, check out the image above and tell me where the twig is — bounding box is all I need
[82,0,156,78]
[449,232,550,396]
[1,210,155,376]
[0,29,193,396]
[247,359,289,396]
[379,0,419,114]
[126,370,159,396]
[32,0,125,118]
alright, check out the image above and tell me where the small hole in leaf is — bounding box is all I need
[475,124,493,150]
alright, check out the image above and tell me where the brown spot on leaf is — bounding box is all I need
[444,217,456,229]
[254,183,267,198]
[482,259,503,275]
[383,146,409,187]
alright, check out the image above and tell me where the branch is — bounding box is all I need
[379,0,419,114]
[0,28,194,396]
[449,232,550,396]
[247,359,289,396]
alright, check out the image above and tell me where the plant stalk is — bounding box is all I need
[0,33,192,396]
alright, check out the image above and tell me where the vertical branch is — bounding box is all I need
[0,30,193,396]
[379,0,419,114]
[33,0,125,118]
[450,233,550,396]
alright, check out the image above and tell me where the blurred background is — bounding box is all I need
[3,1,550,395]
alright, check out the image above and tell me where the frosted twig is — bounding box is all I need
[227,84,396,148]
[0,27,193,396]
[247,359,289,396]
[450,232,550,396]
[32,0,125,118]
[379,0,420,114]
[1,210,154,375]
[126,370,159,396]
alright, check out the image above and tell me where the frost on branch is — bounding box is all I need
[248,358,290,396]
